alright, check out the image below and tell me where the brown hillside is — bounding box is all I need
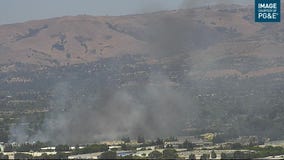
[0,4,283,78]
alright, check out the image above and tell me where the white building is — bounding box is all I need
[108,145,122,151]
[68,152,103,159]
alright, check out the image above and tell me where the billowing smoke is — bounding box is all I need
[10,1,210,145]
[10,0,284,144]
[9,0,231,144]
[11,74,196,144]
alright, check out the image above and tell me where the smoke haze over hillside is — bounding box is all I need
[7,1,284,145]
[11,74,198,144]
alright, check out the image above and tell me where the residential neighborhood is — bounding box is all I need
[1,135,284,159]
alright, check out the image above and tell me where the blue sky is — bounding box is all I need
[0,0,252,25]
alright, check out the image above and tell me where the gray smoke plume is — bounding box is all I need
[10,0,284,144]
[11,74,196,145]
[10,0,224,144]
[20,2,222,145]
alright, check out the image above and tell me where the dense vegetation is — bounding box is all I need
[4,141,49,152]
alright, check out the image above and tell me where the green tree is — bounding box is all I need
[188,153,196,160]
[120,144,136,151]
[165,136,178,142]
[212,134,225,144]
[0,153,8,159]
[121,137,130,143]
[220,153,227,160]
[0,121,10,143]
[211,150,217,159]
[155,138,164,148]
[3,144,13,152]
[55,144,70,152]
[54,152,70,159]
[231,143,242,149]
[33,141,48,151]
[163,148,178,159]
[200,153,210,160]
[182,139,194,151]
[148,150,163,159]
[16,142,46,152]
[100,151,117,159]
[0,130,8,143]
[233,151,245,159]
[137,135,145,143]
[14,153,33,159]
[36,153,49,159]
[34,152,68,159]
[73,144,80,154]
[166,144,174,148]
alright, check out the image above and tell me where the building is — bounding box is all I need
[40,147,56,151]
[108,145,122,151]
[68,152,103,159]
[164,141,183,148]
[136,146,156,151]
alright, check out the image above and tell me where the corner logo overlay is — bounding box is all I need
[255,0,281,22]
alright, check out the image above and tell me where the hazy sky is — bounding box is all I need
[0,0,252,25]
[0,0,183,25]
